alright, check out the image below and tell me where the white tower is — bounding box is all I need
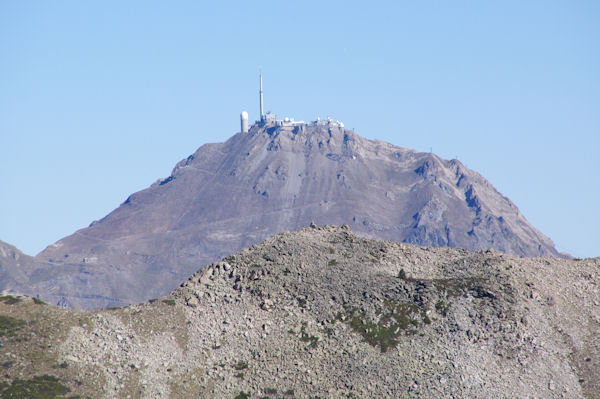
[240,111,248,133]
[259,70,264,122]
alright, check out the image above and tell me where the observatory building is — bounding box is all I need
[240,111,248,133]
[240,71,344,132]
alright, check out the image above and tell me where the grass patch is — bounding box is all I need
[33,298,47,305]
[234,391,250,399]
[162,299,176,306]
[0,375,70,398]
[296,297,307,308]
[300,323,318,348]
[0,315,25,337]
[435,300,451,317]
[328,259,338,266]
[0,296,22,305]
[337,301,427,353]
[234,372,244,379]
[322,326,334,337]
[233,360,248,371]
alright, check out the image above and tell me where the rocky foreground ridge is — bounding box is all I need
[1,226,597,398]
[4,122,564,309]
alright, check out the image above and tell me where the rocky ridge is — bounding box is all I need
[0,226,597,398]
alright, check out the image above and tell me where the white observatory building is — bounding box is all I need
[239,71,343,132]
[240,111,248,133]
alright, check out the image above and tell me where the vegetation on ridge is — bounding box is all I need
[0,375,71,399]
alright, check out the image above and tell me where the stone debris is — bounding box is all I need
[0,226,597,398]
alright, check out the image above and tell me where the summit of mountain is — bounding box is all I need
[9,121,563,308]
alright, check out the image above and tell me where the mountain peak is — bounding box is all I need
[6,124,563,308]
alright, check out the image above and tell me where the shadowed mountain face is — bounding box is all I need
[10,122,561,308]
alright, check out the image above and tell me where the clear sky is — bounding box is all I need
[1,1,598,258]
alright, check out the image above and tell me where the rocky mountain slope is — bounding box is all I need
[1,226,597,398]
[0,240,32,290]
[10,121,562,309]
[0,239,127,309]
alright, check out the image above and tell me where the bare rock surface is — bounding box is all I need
[5,123,564,308]
[0,226,597,398]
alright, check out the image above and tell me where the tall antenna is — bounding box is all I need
[259,69,264,122]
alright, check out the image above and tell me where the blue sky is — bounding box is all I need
[1,1,598,257]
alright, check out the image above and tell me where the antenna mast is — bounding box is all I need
[259,70,264,122]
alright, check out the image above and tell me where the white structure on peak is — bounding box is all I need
[311,116,344,128]
[240,111,248,133]
[239,71,344,132]
[277,117,305,127]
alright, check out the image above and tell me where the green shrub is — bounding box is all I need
[397,269,407,279]
[233,360,248,371]
[234,391,250,399]
[0,375,70,398]
[296,297,307,308]
[300,325,318,348]
[33,298,46,305]
[0,296,21,305]
[340,301,425,352]
[0,315,24,337]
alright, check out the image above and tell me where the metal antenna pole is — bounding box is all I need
[259,70,264,122]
